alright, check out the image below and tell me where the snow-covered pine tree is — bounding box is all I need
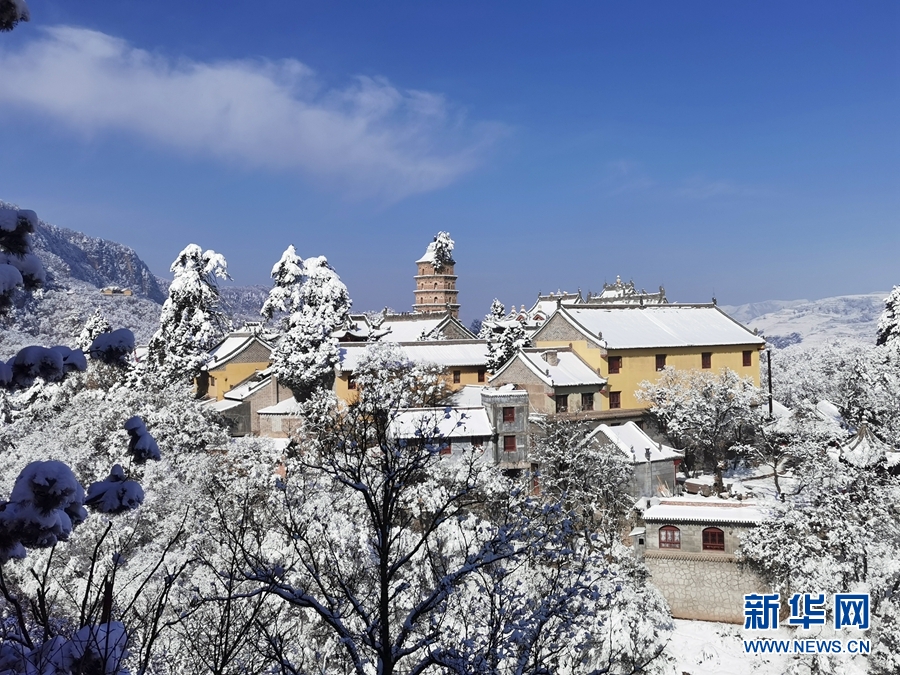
[0,206,44,312]
[76,308,112,351]
[476,298,506,339]
[430,230,455,272]
[262,247,351,400]
[0,0,29,31]
[876,285,900,347]
[485,318,527,372]
[147,244,230,383]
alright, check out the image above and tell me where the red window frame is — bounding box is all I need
[743,350,752,367]
[555,395,568,413]
[502,407,515,423]
[656,354,667,371]
[478,369,486,383]
[503,435,517,453]
[452,370,461,383]
[702,352,712,369]
[702,527,725,551]
[609,391,621,409]
[659,525,681,549]
[608,356,622,374]
[581,392,594,411]
[439,441,452,456]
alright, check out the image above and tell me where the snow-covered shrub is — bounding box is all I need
[0,460,86,563]
[89,328,135,365]
[85,464,145,514]
[123,415,161,462]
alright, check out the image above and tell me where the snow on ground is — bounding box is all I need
[668,619,790,674]
[722,293,887,348]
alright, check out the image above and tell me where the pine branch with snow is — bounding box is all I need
[0,0,29,31]
[876,285,900,347]
[0,205,44,312]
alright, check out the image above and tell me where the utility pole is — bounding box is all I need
[766,349,774,419]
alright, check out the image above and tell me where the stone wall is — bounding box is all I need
[644,552,768,623]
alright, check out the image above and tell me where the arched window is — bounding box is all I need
[659,525,680,549]
[702,527,725,551]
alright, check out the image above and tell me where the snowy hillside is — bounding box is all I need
[0,201,167,303]
[722,292,887,348]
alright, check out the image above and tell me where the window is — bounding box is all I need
[452,370,461,383]
[659,525,681,549]
[439,441,452,456]
[502,407,515,423]
[608,356,622,374]
[478,369,486,383]
[472,438,484,450]
[702,352,712,369]
[702,527,725,551]
[503,435,517,453]
[656,354,667,371]
[347,375,356,390]
[555,395,568,413]
[743,350,752,367]
[609,391,621,409]
[581,392,594,411]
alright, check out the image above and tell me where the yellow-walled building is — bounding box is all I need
[335,340,490,403]
[528,303,765,420]
[197,332,274,401]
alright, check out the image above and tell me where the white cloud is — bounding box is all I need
[672,176,761,200]
[0,26,502,199]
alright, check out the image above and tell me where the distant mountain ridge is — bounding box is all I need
[1,199,166,302]
[722,292,888,348]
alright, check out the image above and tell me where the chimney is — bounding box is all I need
[541,350,559,366]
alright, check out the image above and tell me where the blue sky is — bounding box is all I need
[0,1,897,323]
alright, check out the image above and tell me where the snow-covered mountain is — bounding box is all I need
[722,292,888,348]
[1,199,165,302]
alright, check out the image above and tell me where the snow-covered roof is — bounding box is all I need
[446,385,488,407]
[223,369,273,401]
[258,398,304,415]
[339,341,489,373]
[389,407,493,440]
[538,305,764,349]
[209,398,244,412]
[816,400,843,425]
[380,316,444,342]
[205,333,273,370]
[840,424,890,468]
[416,241,439,264]
[642,499,764,525]
[491,348,605,387]
[585,422,683,463]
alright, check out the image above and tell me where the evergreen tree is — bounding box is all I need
[262,247,351,400]
[485,319,527,372]
[876,285,900,347]
[147,244,230,382]
[76,308,112,351]
[430,230,455,272]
